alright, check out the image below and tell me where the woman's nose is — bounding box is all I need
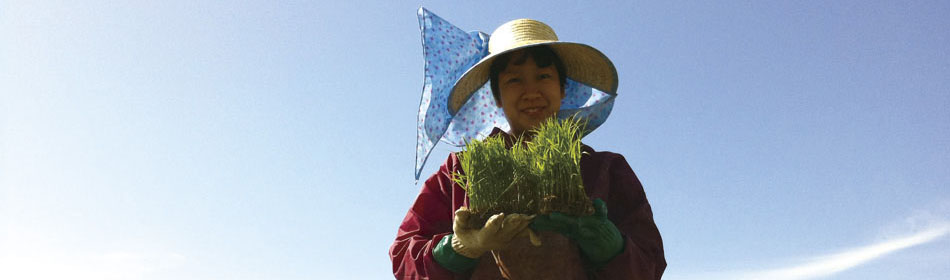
[521,79,542,99]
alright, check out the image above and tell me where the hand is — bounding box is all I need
[451,208,534,258]
[531,199,624,264]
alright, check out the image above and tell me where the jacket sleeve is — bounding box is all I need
[390,154,462,280]
[593,155,667,280]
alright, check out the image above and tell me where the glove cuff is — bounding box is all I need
[451,232,487,258]
[432,234,480,273]
[585,235,625,267]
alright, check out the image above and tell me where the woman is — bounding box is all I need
[391,16,666,280]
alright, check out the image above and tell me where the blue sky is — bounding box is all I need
[2,1,948,279]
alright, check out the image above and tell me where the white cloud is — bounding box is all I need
[0,251,186,280]
[0,227,185,280]
[730,223,950,280]
[668,205,950,280]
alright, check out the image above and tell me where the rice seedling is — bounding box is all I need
[454,116,594,228]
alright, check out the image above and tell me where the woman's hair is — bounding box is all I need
[489,45,567,104]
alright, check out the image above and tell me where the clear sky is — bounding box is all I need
[2,1,948,279]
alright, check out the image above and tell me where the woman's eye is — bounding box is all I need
[539,74,552,79]
[506,78,521,84]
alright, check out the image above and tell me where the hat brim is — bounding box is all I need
[448,41,618,115]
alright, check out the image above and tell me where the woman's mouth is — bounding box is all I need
[521,106,546,116]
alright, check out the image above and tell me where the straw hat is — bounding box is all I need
[448,19,618,115]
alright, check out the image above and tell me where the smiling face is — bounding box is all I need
[494,50,565,137]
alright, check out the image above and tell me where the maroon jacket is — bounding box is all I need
[391,130,666,279]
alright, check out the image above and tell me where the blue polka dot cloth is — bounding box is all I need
[414,8,616,180]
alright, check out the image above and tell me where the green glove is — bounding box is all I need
[530,198,624,265]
